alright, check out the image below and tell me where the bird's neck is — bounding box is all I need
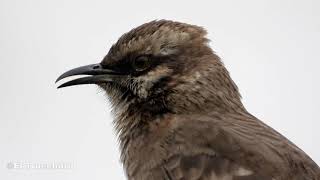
[111,99,168,165]
[112,92,247,163]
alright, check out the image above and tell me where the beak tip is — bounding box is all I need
[55,75,65,83]
[57,83,68,89]
[57,85,66,89]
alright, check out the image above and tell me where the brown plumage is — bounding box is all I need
[56,20,320,180]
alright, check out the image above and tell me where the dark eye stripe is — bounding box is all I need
[132,56,151,72]
[102,54,169,76]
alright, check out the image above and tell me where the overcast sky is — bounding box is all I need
[0,0,319,179]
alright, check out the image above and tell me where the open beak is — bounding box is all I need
[56,63,120,88]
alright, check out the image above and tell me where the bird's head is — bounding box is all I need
[57,20,243,117]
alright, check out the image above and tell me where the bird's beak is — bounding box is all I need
[55,63,121,88]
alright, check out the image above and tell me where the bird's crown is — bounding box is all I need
[105,20,209,63]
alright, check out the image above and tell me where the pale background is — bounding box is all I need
[0,0,319,179]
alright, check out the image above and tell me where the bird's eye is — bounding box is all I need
[132,56,151,72]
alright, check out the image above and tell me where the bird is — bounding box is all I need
[56,20,320,180]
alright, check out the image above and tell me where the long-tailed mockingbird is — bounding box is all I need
[56,20,320,180]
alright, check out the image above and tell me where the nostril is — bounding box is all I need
[93,65,100,69]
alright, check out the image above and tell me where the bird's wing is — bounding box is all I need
[160,113,320,180]
[162,153,271,180]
